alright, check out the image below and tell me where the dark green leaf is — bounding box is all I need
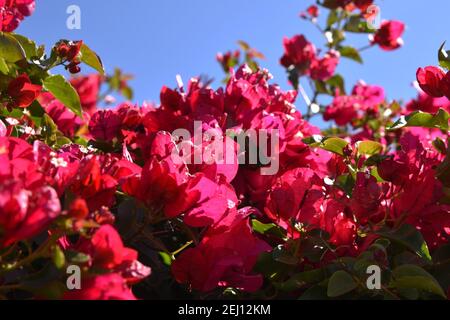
[80,43,104,75]
[327,270,358,297]
[11,33,38,59]
[252,220,287,239]
[326,10,339,28]
[438,42,450,70]
[276,269,326,292]
[302,134,323,146]
[377,224,432,261]
[392,265,446,298]
[338,46,363,63]
[356,140,383,155]
[298,285,329,300]
[388,109,449,131]
[273,245,299,265]
[314,80,330,95]
[52,245,66,269]
[326,74,346,94]
[320,137,349,156]
[43,75,82,117]
[0,57,9,74]
[0,31,26,62]
[121,86,133,100]
[66,250,90,264]
[344,15,375,33]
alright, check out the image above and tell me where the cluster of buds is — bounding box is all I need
[55,40,83,74]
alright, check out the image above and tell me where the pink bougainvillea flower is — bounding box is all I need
[70,74,102,115]
[264,167,323,223]
[167,173,236,227]
[324,81,385,125]
[0,183,61,247]
[68,197,89,220]
[0,137,61,247]
[280,35,316,73]
[350,172,386,224]
[89,109,122,141]
[416,66,446,98]
[63,273,137,300]
[372,20,405,51]
[440,71,450,100]
[310,50,340,81]
[351,81,385,111]
[69,155,118,211]
[7,74,42,108]
[300,5,319,19]
[0,119,6,137]
[324,94,359,126]
[406,90,450,113]
[172,208,270,292]
[0,0,35,32]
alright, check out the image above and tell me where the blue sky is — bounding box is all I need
[17,0,450,126]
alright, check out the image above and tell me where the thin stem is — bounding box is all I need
[358,44,374,52]
[171,241,193,256]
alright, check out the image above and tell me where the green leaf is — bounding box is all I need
[298,285,329,300]
[326,10,339,28]
[276,269,326,292]
[121,86,133,100]
[302,134,323,146]
[377,224,432,261]
[159,252,173,266]
[304,136,349,156]
[327,270,358,297]
[252,220,287,239]
[11,33,38,59]
[320,137,349,156]
[52,245,66,269]
[388,109,449,131]
[392,265,446,298]
[28,100,46,127]
[254,252,293,281]
[0,57,9,74]
[335,174,355,196]
[364,154,391,166]
[338,46,363,63]
[66,250,90,264]
[344,15,375,33]
[0,31,26,62]
[314,80,330,95]
[80,43,105,75]
[432,137,447,154]
[326,74,346,94]
[273,245,299,265]
[356,140,383,156]
[43,75,82,117]
[438,42,450,70]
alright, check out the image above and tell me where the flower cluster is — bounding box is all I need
[0,0,35,32]
[0,0,449,301]
[280,35,340,81]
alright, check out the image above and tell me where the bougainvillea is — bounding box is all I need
[0,1,448,301]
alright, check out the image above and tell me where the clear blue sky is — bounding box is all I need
[17,0,450,126]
